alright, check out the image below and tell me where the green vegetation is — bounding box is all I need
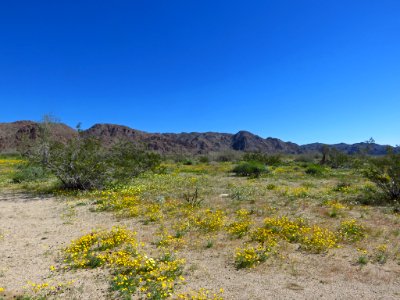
[20,120,161,190]
[305,164,325,176]
[232,161,267,178]
[1,147,400,299]
[242,152,282,166]
[364,150,400,203]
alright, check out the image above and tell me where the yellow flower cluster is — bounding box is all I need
[374,243,388,264]
[263,216,307,243]
[300,225,338,253]
[226,209,253,238]
[64,227,186,299]
[65,226,138,268]
[191,209,226,233]
[277,186,309,199]
[26,280,75,295]
[338,219,366,242]
[155,228,186,249]
[325,200,347,210]
[175,288,224,299]
[0,158,24,166]
[234,245,270,269]
[251,216,338,254]
[249,227,278,247]
[143,203,164,223]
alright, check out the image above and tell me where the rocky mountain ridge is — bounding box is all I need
[0,121,397,155]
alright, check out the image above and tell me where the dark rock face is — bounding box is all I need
[0,121,398,155]
[0,121,77,152]
[230,131,300,154]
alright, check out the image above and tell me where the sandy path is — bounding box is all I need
[0,191,399,299]
[0,191,116,299]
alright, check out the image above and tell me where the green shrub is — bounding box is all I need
[305,164,325,176]
[12,164,49,183]
[243,152,282,166]
[182,159,193,165]
[327,148,351,168]
[232,161,267,178]
[39,137,110,190]
[109,141,161,181]
[198,156,209,163]
[364,150,400,202]
[27,136,160,190]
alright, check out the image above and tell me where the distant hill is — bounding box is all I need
[300,142,398,156]
[0,121,77,153]
[80,124,301,154]
[0,121,398,155]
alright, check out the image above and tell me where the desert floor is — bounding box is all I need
[1,190,399,300]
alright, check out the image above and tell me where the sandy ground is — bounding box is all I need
[0,191,399,299]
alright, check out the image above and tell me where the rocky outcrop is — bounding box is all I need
[0,121,77,152]
[0,121,398,155]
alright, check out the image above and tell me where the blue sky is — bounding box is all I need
[1,1,399,145]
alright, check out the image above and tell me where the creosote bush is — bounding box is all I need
[242,152,282,166]
[38,137,110,190]
[12,163,49,183]
[26,125,160,190]
[364,151,400,203]
[109,141,161,182]
[232,161,267,178]
[305,164,325,176]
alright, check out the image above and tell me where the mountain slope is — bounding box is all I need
[0,121,398,155]
[0,121,77,152]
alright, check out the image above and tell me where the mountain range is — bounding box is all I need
[0,121,397,155]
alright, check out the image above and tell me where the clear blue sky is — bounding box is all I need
[1,1,399,145]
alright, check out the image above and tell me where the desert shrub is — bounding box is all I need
[40,137,110,190]
[179,176,209,207]
[109,141,161,181]
[327,148,351,168]
[305,164,325,176]
[232,161,267,178]
[27,134,160,190]
[243,152,282,166]
[12,163,49,183]
[228,184,257,201]
[182,159,193,165]
[198,156,210,163]
[364,151,400,202]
